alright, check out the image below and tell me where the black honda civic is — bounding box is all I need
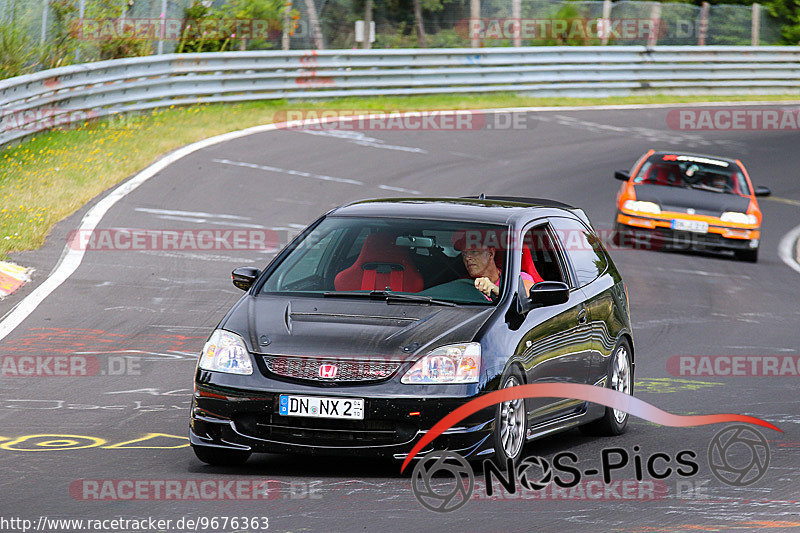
[190,197,634,466]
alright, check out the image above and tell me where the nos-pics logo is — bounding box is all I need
[411,424,770,512]
[411,450,475,512]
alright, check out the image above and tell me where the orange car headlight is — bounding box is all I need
[623,200,661,215]
[720,212,757,225]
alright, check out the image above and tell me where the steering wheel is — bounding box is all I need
[460,277,499,302]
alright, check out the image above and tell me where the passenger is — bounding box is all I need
[709,175,729,190]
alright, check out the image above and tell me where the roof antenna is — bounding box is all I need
[478,193,486,200]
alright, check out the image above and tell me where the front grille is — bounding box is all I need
[653,228,751,250]
[234,414,417,446]
[262,355,402,383]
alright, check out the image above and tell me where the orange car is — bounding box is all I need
[613,150,771,262]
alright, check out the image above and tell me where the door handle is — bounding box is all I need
[577,308,588,325]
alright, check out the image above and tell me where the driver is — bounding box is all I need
[457,236,536,298]
[462,246,501,298]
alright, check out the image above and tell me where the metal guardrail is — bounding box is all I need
[1,46,799,146]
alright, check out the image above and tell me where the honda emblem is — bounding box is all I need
[319,364,338,379]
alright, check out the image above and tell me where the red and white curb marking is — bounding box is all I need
[0,261,32,299]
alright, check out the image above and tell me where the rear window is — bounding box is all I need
[549,217,607,288]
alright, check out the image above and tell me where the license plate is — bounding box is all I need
[672,219,708,233]
[278,395,364,420]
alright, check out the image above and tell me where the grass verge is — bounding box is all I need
[2,92,799,258]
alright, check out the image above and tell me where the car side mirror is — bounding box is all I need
[754,185,771,197]
[516,279,570,315]
[614,170,630,181]
[530,281,570,307]
[232,267,261,291]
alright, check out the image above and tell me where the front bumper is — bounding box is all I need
[190,380,495,460]
[616,212,759,252]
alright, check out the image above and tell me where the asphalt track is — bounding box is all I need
[1,104,799,532]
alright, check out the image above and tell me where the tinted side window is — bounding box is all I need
[550,217,607,287]
[522,224,566,283]
[734,170,751,196]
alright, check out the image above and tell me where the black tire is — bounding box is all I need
[192,444,251,466]
[492,366,528,467]
[580,338,633,436]
[734,248,758,263]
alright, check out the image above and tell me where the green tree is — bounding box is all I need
[762,0,800,43]
[178,0,292,52]
[683,0,800,44]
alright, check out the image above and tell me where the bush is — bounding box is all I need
[0,23,42,79]
[177,0,291,53]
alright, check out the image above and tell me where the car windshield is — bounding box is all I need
[259,216,510,305]
[632,154,750,196]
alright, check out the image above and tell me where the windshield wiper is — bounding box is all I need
[688,183,726,193]
[323,290,458,307]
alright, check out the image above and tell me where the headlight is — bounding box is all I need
[720,212,757,225]
[623,200,661,214]
[198,330,253,375]
[401,343,481,384]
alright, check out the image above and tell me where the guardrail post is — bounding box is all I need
[470,0,480,47]
[304,0,325,49]
[601,0,612,45]
[363,0,372,49]
[751,3,761,46]
[76,0,85,61]
[698,1,709,46]
[413,0,426,47]
[647,3,661,47]
[40,0,49,46]
[282,0,293,50]
[156,0,166,54]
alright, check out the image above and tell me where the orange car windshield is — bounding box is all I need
[632,155,750,196]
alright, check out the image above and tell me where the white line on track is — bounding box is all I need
[1,100,799,342]
[272,198,315,206]
[764,196,800,207]
[378,184,421,193]
[153,214,268,229]
[656,267,752,280]
[543,114,740,149]
[147,324,210,329]
[778,222,800,275]
[293,129,428,153]
[134,207,251,219]
[213,157,421,194]
[137,250,258,263]
[213,158,365,185]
